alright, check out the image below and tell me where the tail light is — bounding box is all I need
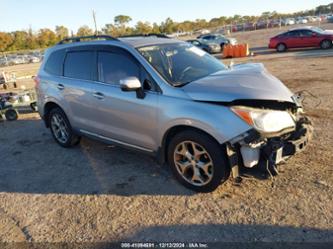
[33,75,40,88]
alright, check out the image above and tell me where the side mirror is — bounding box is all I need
[120,77,145,99]
[120,77,141,91]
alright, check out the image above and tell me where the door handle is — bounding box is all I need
[57,84,65,90]
[93,92,105,100]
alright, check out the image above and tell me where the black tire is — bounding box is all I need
[13,82,17,88]
[320,39,332,49]
[3,83,8,90]
[49,107,81,147]
[276,43,287,52]
[167,130,230,192]
[5,109,18,121]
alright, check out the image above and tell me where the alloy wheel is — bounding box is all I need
[173,141,214,186]
[50,113,69,144]
[321,40,331,49]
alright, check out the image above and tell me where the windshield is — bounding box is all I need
[138,43,226,86]
[311,27,324,33]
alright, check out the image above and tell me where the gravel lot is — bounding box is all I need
[0,29,332,243]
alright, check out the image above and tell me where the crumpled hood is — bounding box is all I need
[182,63,294,103]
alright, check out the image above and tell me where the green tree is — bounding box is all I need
[8,31,29,50]
[55,25,69,40]
[135,21,152,34]
[76,25,94,36]
[160,18,177,34]
[152,23,161,33]
[114,15,132,26]
[113,15,132,36]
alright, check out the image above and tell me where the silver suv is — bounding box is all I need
[36,35,312,192]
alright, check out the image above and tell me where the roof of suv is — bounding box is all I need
[119,36,182,48]
[55,35,183,50]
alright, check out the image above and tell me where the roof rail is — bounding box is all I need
[119,33,170,39]
[57,35,118,45]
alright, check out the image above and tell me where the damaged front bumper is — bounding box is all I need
[228,116,313,179]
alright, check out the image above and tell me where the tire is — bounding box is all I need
[13,82,17,88]
[5,109,18,121]
[320,39,332,49]
[49,107,81,147]
[276,43,287,52]
[3,83,8,90]
[167,130,230,192]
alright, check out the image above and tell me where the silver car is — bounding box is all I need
[197,33,237,48]
[36,35,312,192]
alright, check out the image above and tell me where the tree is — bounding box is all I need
[114,15,132,26]
[55,25,69,40]
[9,31,29,50]
[160,18,176,34]
[76,25,94,36]
[112,15,133,36]
[37,28,57,48]
[102,23,119,36]
[135,21,152,34]
[152,23,161,33]
[0,32,13,51]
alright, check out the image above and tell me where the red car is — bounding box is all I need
[269,26,333,52]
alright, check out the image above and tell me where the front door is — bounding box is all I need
[86,47,159,151]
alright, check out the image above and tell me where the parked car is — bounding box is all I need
[328,15,333,23]
[186,39,221,54]
[36,35,312,192]
[269,26,333,52]
[283,18,295,25]
[197,34,237,49]
[296,17,308,24]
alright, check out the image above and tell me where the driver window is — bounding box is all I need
[97,51,140,85]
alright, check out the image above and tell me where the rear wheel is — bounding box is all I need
[167,130,230,192]
[320,39,332,49]
[276,43,287,52]
[49,107,81,147]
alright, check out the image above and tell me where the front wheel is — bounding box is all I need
[320,39,332,49]
[167,130,230,192]
[49,107,81,147]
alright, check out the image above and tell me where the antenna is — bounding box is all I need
[92,10,98,35]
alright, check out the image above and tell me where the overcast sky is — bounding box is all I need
[0,0,331,32]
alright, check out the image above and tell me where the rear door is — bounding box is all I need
[86,46,159,151]
[61,47,98,131]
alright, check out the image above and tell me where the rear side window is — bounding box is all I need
[44,50,65,76]
[64,51,95,80]
[97,51,140,85]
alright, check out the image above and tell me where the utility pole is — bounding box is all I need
[92,10,98,35]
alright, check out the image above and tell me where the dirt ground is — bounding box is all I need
[0,29,333,244]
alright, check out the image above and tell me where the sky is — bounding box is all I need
[0,0,331,32]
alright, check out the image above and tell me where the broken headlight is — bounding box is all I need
[231,106,295,134]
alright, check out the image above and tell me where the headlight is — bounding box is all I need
[231,106,295,134]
